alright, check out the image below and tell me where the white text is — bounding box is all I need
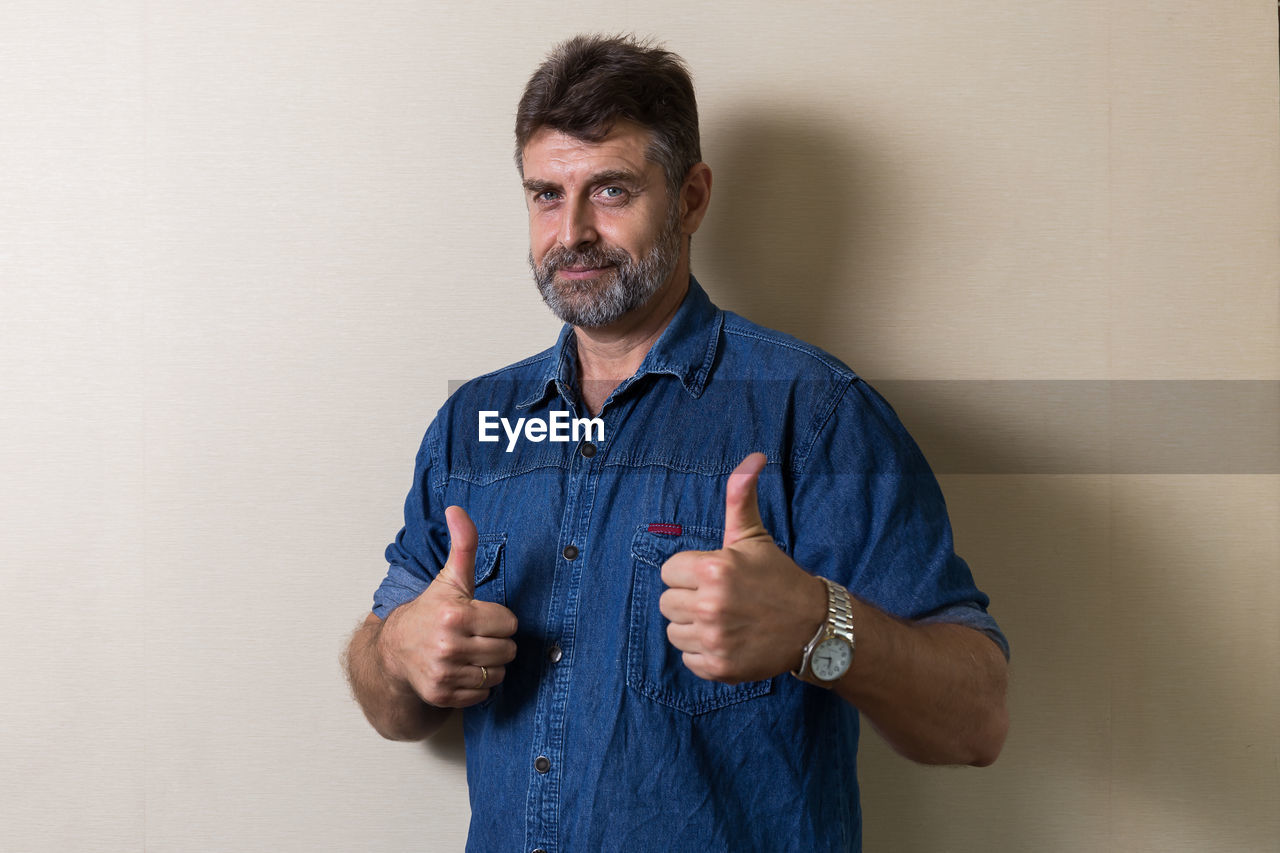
[478,410,605,452]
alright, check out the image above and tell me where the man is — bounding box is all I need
[345,34,1009,852]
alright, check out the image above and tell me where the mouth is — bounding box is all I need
[556,264,615,282]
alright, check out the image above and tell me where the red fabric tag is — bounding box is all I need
[647,523,683,536]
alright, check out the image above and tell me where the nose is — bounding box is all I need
[558,197,598,251]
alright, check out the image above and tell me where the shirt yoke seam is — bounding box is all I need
[794,373,857,477]
[721,322,857,379]
[719,321,859,477]
[425,418,449,499]
[463,347,558,382]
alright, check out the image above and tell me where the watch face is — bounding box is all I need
[811,637,852,681]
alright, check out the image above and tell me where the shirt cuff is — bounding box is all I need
[371,562,433,620]
[914,601,1011,661]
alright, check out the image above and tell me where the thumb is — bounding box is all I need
[723,452,769,547]
[438,505,478,598]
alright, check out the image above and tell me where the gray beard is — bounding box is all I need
[530,214,682,328]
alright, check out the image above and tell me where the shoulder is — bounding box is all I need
[714,309,863,429]
[436,344,558,416]
[402,342,564,486]
[714,310,919,473]
[407,343,559,466]
[718,310,858,383]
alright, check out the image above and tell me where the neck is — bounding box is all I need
[573,261,690,415]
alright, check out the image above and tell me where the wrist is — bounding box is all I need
[790,574,829,672]
[792,577,856,686]
[372,611,411,690]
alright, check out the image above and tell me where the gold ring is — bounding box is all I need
[474,665,489,689]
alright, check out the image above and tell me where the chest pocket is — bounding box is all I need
[627,526,774,714]
[471,533,507,606]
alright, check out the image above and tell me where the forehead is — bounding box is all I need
[521,121,660,183]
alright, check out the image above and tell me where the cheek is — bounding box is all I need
[528,218,556,260]
[594,218,642,254]
[617,208,666,250]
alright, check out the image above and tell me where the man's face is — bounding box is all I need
[521,122,682,328]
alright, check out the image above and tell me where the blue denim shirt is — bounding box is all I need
[374,276,1008,852]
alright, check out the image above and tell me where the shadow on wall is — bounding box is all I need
[702,107,1276,850]
[426,711,466,766]
[697,107,894,371]
[416,106,1276,851]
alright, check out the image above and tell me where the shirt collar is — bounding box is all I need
[516,275,723,410]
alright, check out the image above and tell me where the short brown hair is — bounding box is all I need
[514,34,701,193]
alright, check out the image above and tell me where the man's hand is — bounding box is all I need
[659,452,827,684]
[376,506,518,708]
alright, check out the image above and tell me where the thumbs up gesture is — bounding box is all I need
[378,506,519,708]
[659,453,829,684]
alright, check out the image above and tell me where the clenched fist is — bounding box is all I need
[377,505,519,708]
[659,453,827,684]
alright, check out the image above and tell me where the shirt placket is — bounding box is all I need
[523,399,611,853]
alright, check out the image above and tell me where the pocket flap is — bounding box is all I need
[632,525,724,568]
[632,525,788,568]
[473,533,506,587]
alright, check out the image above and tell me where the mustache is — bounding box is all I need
[538,244,633,275]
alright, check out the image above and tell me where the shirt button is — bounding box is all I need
[580,441,597,458]
[534,755,551,774]
[562,545,579,560]
[547,644,563,664]
[533,849,548,853]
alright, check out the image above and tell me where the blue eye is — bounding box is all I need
[600,186,625,198]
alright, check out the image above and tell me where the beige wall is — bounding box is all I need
[1,2,1275,851]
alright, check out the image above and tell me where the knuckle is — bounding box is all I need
[437,606,466,632]
[475,602,518,637]
[436,635,459,661]
[419,682,449,707]
[699,557,731,585]
[425,658,450,686]
[704,656,733,682]
[693,596,723,623]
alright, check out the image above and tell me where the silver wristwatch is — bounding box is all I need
[793,577,856,684]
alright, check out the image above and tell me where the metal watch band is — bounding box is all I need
[821,577,855,646]
[792,577,856,682]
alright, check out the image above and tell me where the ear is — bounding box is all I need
[679,162,713,236]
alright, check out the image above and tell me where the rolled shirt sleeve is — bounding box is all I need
[789,376,1009,660]
[373,417,451,620]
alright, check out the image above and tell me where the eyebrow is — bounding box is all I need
[522,168,645,195]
